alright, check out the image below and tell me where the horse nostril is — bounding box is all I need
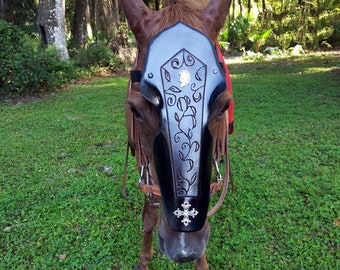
[173,254,197,264]
[158,232,202,263]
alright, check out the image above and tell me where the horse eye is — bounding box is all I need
[218,103,230,117]
[130,106,143,120]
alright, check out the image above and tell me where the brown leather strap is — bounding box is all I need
[139,180,223,200]
[139,182,162,198]
[210,181,223,196]
[208,152,229,217]
[121,142,130,198]
[208,112,230,217]
[123,92,232,217]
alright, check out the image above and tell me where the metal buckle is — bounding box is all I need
[138,164,147,185]
[213,159,223,184]
[139,164,159,207]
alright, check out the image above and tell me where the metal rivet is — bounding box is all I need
[148,73,153,78]
[213,69,218,74]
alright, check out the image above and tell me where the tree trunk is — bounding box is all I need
[299,0,307,47]
[73,0,90,49]
[93,0,119,40]
[261,0,268,27]
[238,0,243,16]
[262,0,266,13]
[232,0,235,20]
[37,0,69,60]
[0,0,13,22]
[155,0,160,10]
[247,0,251,15]
[143,0,160,10]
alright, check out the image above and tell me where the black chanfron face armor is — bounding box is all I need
[140,22,226,232]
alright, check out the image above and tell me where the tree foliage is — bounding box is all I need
[222,0,340,52]
[0,0,339,96]
[0,20,83,96]
[1,0,338,53]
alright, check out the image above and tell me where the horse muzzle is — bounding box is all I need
[158,208,211,263]
[153,128,213,232]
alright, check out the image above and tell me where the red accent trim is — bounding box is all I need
[216,43,234,134]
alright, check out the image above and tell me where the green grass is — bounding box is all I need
[0,54,339,269]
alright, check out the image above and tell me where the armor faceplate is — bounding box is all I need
[140,22,226,232]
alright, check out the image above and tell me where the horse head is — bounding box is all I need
[120,0,232,268]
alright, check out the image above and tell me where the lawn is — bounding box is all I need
[0,53,339,269]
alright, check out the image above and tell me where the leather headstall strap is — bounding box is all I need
[137,134,161,203]
[137,113,232,216]
[122,142,129,198]
[122,72,161,202]
[123,120,232,213]
[207,110,232,217]
[122,70,143,198]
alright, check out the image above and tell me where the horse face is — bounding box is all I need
[127,83,231,264]
[127,74,231,263]
[141,22,228,230]
[126,22,231,262]
[122,0,233,264]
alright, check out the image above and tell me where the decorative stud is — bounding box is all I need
[173,201,199,226]
[179,70,191,87]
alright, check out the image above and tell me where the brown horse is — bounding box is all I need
[120,1,233,269]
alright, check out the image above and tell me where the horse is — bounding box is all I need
[120,1,233,269]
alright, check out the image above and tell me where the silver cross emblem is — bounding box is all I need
[173,201,199,226]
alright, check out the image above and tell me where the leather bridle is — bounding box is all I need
[122,113,233,217]
[121,29,233,218]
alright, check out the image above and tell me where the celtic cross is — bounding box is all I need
[173,201,199,226]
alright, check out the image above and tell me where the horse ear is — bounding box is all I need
[119,0,152,41]
[202,0,232,41]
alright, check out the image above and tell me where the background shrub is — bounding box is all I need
[223,15,253,51]
[35,46,87,90]
[74,44,118,71]
[0,20,85,97]
[0,20,37,94]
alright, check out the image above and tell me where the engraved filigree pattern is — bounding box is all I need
[161,49,207,196]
